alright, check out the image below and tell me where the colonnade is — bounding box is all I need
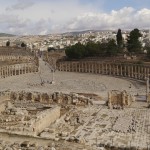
[0,55,32,61]
[57,61,150,80]
[0,64,38,78]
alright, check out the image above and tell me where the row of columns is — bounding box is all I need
[58,62,150,80]
[0,64,38,78]
[0,56,32,61]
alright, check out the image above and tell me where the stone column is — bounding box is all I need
[87,63,89,73]
[131,66,133,78]
[7,66,9,77]
[69,62,71,72]
[98,63,100,74]
[82,63,84,73]
[109,64,112,75]
[8,66,10,77]
[92,63,94,73]
[2,67,3,78]
[93,62,95,73]
[102,63,104,74]
[116,65,119,76]
[135,66,137,79]
[5,66,7,77]
[99,63,101,74]
[122,91,126,108]
[1,67,3,78]
[84,62,86,73]
[147,67,149,78]
[124,65,126,76]
[105,64,108,75]
[144,67,147,79]
[59,63,62,71]
[146,77,149,103]
[6,66,8,77]
[10,66,12,76]
[141,67,144,80]
[94,63,96,74]
[96,63,98,74]
[4,66,6,78]
[0,67,2,78]
[18,65,21,75]
[128,66,130,77]
[137,66,140,79]
[78,63,80,73]
[120,65,123,76]
[64,62,66,72]
[70,62,72,72]
[24,65,26,74]
[112,64,115,76]
[108,92,112,109]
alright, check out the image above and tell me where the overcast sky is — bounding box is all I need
[0,0,150,35]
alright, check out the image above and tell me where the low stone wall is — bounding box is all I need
[34,106,60,134]
[0,64,38,78]
[7,91,91,106]
[57,61,150,80]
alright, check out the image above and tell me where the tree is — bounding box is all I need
[146,46,150,58]
[65,40,119,59]
[65,43,85,59]
[6,41,10,47]
[106,39,118,56]
[116,29,123,50]
[127,28,142,53]
[98,42,108,56]
[21,42,26,48]
[47,47,55,52]
[86,41,99,57]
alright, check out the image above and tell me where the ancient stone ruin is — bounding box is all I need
[9,91,91,106]
[0,47,39,79]
[57,61,150,81]
[107,90,135,109]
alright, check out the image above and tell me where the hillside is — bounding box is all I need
[0,33,15,37]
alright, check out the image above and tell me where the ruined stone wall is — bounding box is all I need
[0,106,60,136]
[108,90,135,109]
[57,61,150,80]
[8,91,91,106]
[34,106,60,134]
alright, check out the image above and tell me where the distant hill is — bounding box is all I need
[62,30,95,36]
[0,33,15,37]
[61,29,117,36]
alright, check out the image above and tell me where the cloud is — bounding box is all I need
[6,0,35,11]
[1,5,150,35]
[0,13,31,34]
[62,7,150,32]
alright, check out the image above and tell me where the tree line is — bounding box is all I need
[65,28,144,59]
[65,39,118,59]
